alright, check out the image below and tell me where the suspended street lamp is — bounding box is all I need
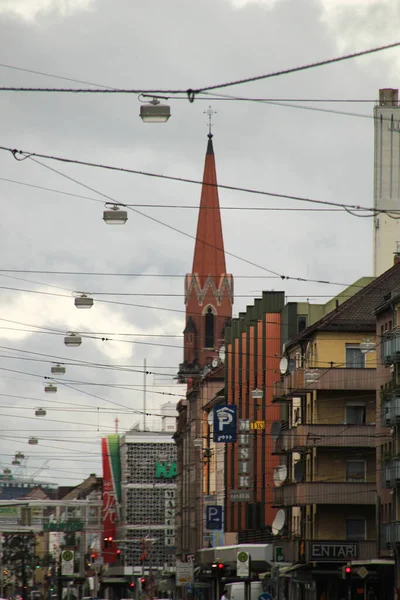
[74,293,94,309]
[3,468,11,476]
[103,203,128,225]
[15,452,24,460]
[35,408,47,417]
[64,332,82,347]
[51,363,66,375]
[28,437,38,445]
[12,459,20,466]
[140,97,171,123]
[44,383,57,394]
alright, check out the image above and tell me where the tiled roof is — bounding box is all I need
[288,262,400,347]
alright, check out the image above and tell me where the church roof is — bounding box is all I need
[192,134,226,284]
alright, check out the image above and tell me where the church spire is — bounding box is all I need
[179,131,233,373]
[191,133,226,284]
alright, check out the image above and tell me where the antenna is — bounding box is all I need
[279,357,288,375]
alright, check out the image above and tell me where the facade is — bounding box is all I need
[375,279,400,595]
[224,292,285,542]
[374,88,400,276]
[175,132,233,558]
[272,265,400,600]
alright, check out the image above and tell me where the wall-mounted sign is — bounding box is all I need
[238,419,251,492]
[213,405,237,443]
[165,488,176,547]
[230,490,251,502]
[309,542,359,562]
[44,520,84,532]
[206,505,223,530]
[156,462,177,479]
[176,561,194,586]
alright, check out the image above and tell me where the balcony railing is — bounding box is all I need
[382,457,400,488]
[383,522,400,547]
[382,331,400,365]
[273,368,376,399]
[381,394,400,426]
[273,482,376,506]
[274,424,376,453]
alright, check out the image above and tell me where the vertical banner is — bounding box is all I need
[101,434,121,564]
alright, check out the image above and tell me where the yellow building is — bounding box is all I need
[272,268,400,600]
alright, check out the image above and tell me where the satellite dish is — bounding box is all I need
[219,346,226,363]
[208,410,214,425]
[271,421,282,441]
[279,357,288,375]
[294,461,305,483]
[272,509,286,535]
[212,358,219,369]
[273,465,287,487]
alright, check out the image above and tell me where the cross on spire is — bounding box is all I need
[204,105,217,137]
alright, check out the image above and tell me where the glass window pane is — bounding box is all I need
[345,406,366,424]
[346,518,366,540]
[346,460,366,481]
[346,347,365,368]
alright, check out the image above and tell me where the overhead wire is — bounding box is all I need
[0,40,398,98]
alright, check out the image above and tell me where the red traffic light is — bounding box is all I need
[218,563,224,569]
[116,549,121,555]
[130,582,135,588]
[108,536,113,542]
[345,567,351,573]
[141,578,146,583]
[91,554,95,560]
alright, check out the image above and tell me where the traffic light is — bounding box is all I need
[91,553,96,563]
[140,577,146,588]
[341,565,352,581]
[116,549,121,560]
[104,537,109,549]
[104,535,113,549]
[211,562,226,578]
[130,582,135,589]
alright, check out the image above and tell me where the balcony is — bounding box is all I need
[382,394,400,426]
[383,522,400,547]
[382,457,400,488]
[274,482,376,507]
[273,368,376,400]
[382,331,400,365]
[276,539,377,563]
[274,424,376,453]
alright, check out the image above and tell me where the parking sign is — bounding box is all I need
[213,405,237,442]
[206,505,223,530]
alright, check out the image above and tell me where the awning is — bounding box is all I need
[349,559,395,567]
[101,577,130,584]
[278,564,308,577]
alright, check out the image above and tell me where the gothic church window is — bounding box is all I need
[205,307,215,348]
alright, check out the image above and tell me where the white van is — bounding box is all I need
[225,581,263,600]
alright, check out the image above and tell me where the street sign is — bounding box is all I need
[206,505,223,530]
[213,405,237,443]
[237,551,250,578]
[357,566,368,579]
[275,546,284,562]
[176,561,194,586]
[61,550,74,575]
[230,490,251,502]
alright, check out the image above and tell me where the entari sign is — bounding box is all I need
[309,542,359,562]
[155,462,177,479]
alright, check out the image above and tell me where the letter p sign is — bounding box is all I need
[206,505,223,530]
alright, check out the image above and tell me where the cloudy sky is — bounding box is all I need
[0,0,398,485]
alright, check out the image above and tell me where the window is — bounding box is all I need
[346,460,366,482]
[204,307,214,348]
[297,315,307,334]
[345,345,365,368]
[345,404,366,424]
[346,517,366,540]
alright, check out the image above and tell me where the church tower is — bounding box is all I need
[178,132,233,379]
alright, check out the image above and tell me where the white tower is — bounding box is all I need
[374,88,400,276]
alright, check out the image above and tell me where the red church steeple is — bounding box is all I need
[179,133,233,378]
